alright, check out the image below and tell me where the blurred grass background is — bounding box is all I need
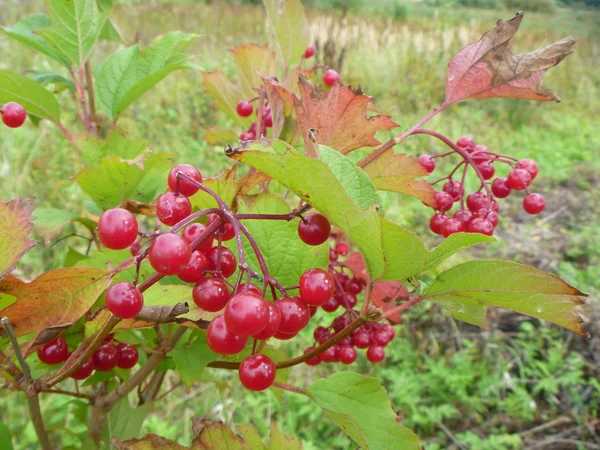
[0,0,599,448]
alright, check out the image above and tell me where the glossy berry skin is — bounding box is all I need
[207,214,235,241]
[253,302,282,340]
[206,315,248,355]
[491,177,511,198]
[418,154,436,173]
[347,277,362,294]
[468,218,494,236]
[429,213,448,235]
[441,218,464,237]
[466,192,489,212]
[304,44,315,58]
[367,346,385,363]
[352,332,370,349]
[471,145,490,164]
[319,345,339,363]
[304,347,321,366]
[205,246,237,278]
[105,282,144,319]
[156,192,191,226]
[98,208,139,250]
[224,293,269,337]
[507,169,532,190]
[299,268,335,306]
[1,102,26,128]
[93,343,118,371]
[456,136,475,152]
[70,356,94,380]
[338,345,357,365]
[322,69,340,86]
[523,193,545,214]
[443,180,462,201]
[434,191,454,212]
[273,329,298,340]
[373,330,392,347]
[149,233,191,275]
[478,162,495,180]
[321,296,339,313]
[37,337,68,365]
[298,213,331,246]
[116,343,139,369]
[182,223,213,253]
[275,296,310,334]
[453,209,474,228]
[178,251,209,283]
[238,354,276,391]
[193,277,230,312]
[236,283,262,296]
[168,164,202,197]
[236,100,254,117]
[335,242,350,256]
[518,159,539,180]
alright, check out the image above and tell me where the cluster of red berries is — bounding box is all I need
[1,102,27,128]
[37,334,139,380]
[236,100,273,141]
[418,135,546,237]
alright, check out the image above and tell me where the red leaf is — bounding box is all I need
[260,73,300,141]
[294,75,399,155]
[446,12,575,104]
[0,198,37,281]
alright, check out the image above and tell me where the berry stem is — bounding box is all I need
[272,381,306,395]
[381,295,425,320]
[84,60,98,136]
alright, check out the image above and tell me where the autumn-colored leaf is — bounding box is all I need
[204,126,239,146]
[112,434,186,450]
[117,199,156,216]
[362,150,435,206]
[192,419,252,449]
[0,198,37,281]
[230,44,277,99]
[261,74,300,142]
[445,12,576,104]
[294,75,399,156]
[0,268,111,338]
[202,70,251,128]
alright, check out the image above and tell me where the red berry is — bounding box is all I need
[443,180,463,201]
[466,192,488,212]
[456,136,475,152]
[472,145,490,164]
[236,100,254,117]
[130,239,142,256]
[366,346,385,363]
[319,345,339,363]
[518,159,539,180]
[275,297,310,334]
[338,345,357,365]
[441,218,464,237]
[434,191,454,212]
[299,268,335,306]
[93,343,118,371]
[340,292,357,309]
[104,333,115,342]
[507,169,532,190]
[116,343,139,369]
[523,193,545,214]
[491,177,511,198]
[224,293,269,337]
[98,208,139,250]
[236,283,262,296]
[321,296,339,313]
[263,114,273,128]
[167,164,202,197]
[329,248,338,262]
[105,282,144,319]
[418,154,436,173]
[207,214,235,241]
[178,251,209,283]
[205,246,237,278]
[304,44,315,58]
[298,213,331,246]
[156,192,191,226]
[477,162,495,180]
[182,223,214,253]
[37,337,68,365]
[352,332,371,349]
[238,354,276,391]
[253,302,282,340]
[332,315,351,333]
[1,102,26,128]
[382,323,395,340]
[373,330,391,347]
[304,347,321,366]
[192,277,230,312]
[149,233,191,275]
[335,242,350,256]
[240,131,254,141]
[347,277,362,294]
[453,209,474,228]
[468,218,494,236]
[70,355,94,380]
[322,69,340,86]
[273,329,298,340]
[429,213,448,235]
[206,315,248,355]
[481,210,499,227]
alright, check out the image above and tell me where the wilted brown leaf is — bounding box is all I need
[446,12,576,104]
[0,198,37,281]
[112,434,187,449]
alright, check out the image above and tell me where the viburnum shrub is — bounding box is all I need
[0,1,586,448]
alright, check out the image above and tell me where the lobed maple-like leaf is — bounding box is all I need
[0,268,111,338]
[230,44,277,99]
[0,198,37,281]
[294,75,399,156]
[445,12,576,104]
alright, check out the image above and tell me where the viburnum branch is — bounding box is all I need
[381,295,425,320]
[360,277,373,318]
[272,381,306,395]
[84,60,97,136]
[0,348,23,381]
[1,317,32,385]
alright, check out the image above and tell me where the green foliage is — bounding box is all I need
[0,70,61,122]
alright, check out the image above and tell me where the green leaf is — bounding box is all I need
[108,397,153,441]
[0,70,61,122]
[33,208,77,244]
[37,0,109,68]
[424,260,587,335]
[0,423,14,450]
[1,14,70,67]
[267,420,303,449]
[191,420,252,449]
[230,143,426,281]
[307,372,421,450]
[171,333,217,388]
[423,233,496,272]
[96,32,197,120]
[77,131,148,167]
[202,70,252,128]
[26,71,76,93]
[263,0,311,68]
[97,0,121,43]
[0,198,36,281]
[238,193,329,286]
[74,151,174,210]
[205,126,240,146]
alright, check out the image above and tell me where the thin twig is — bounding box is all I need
[1,317,32,384]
